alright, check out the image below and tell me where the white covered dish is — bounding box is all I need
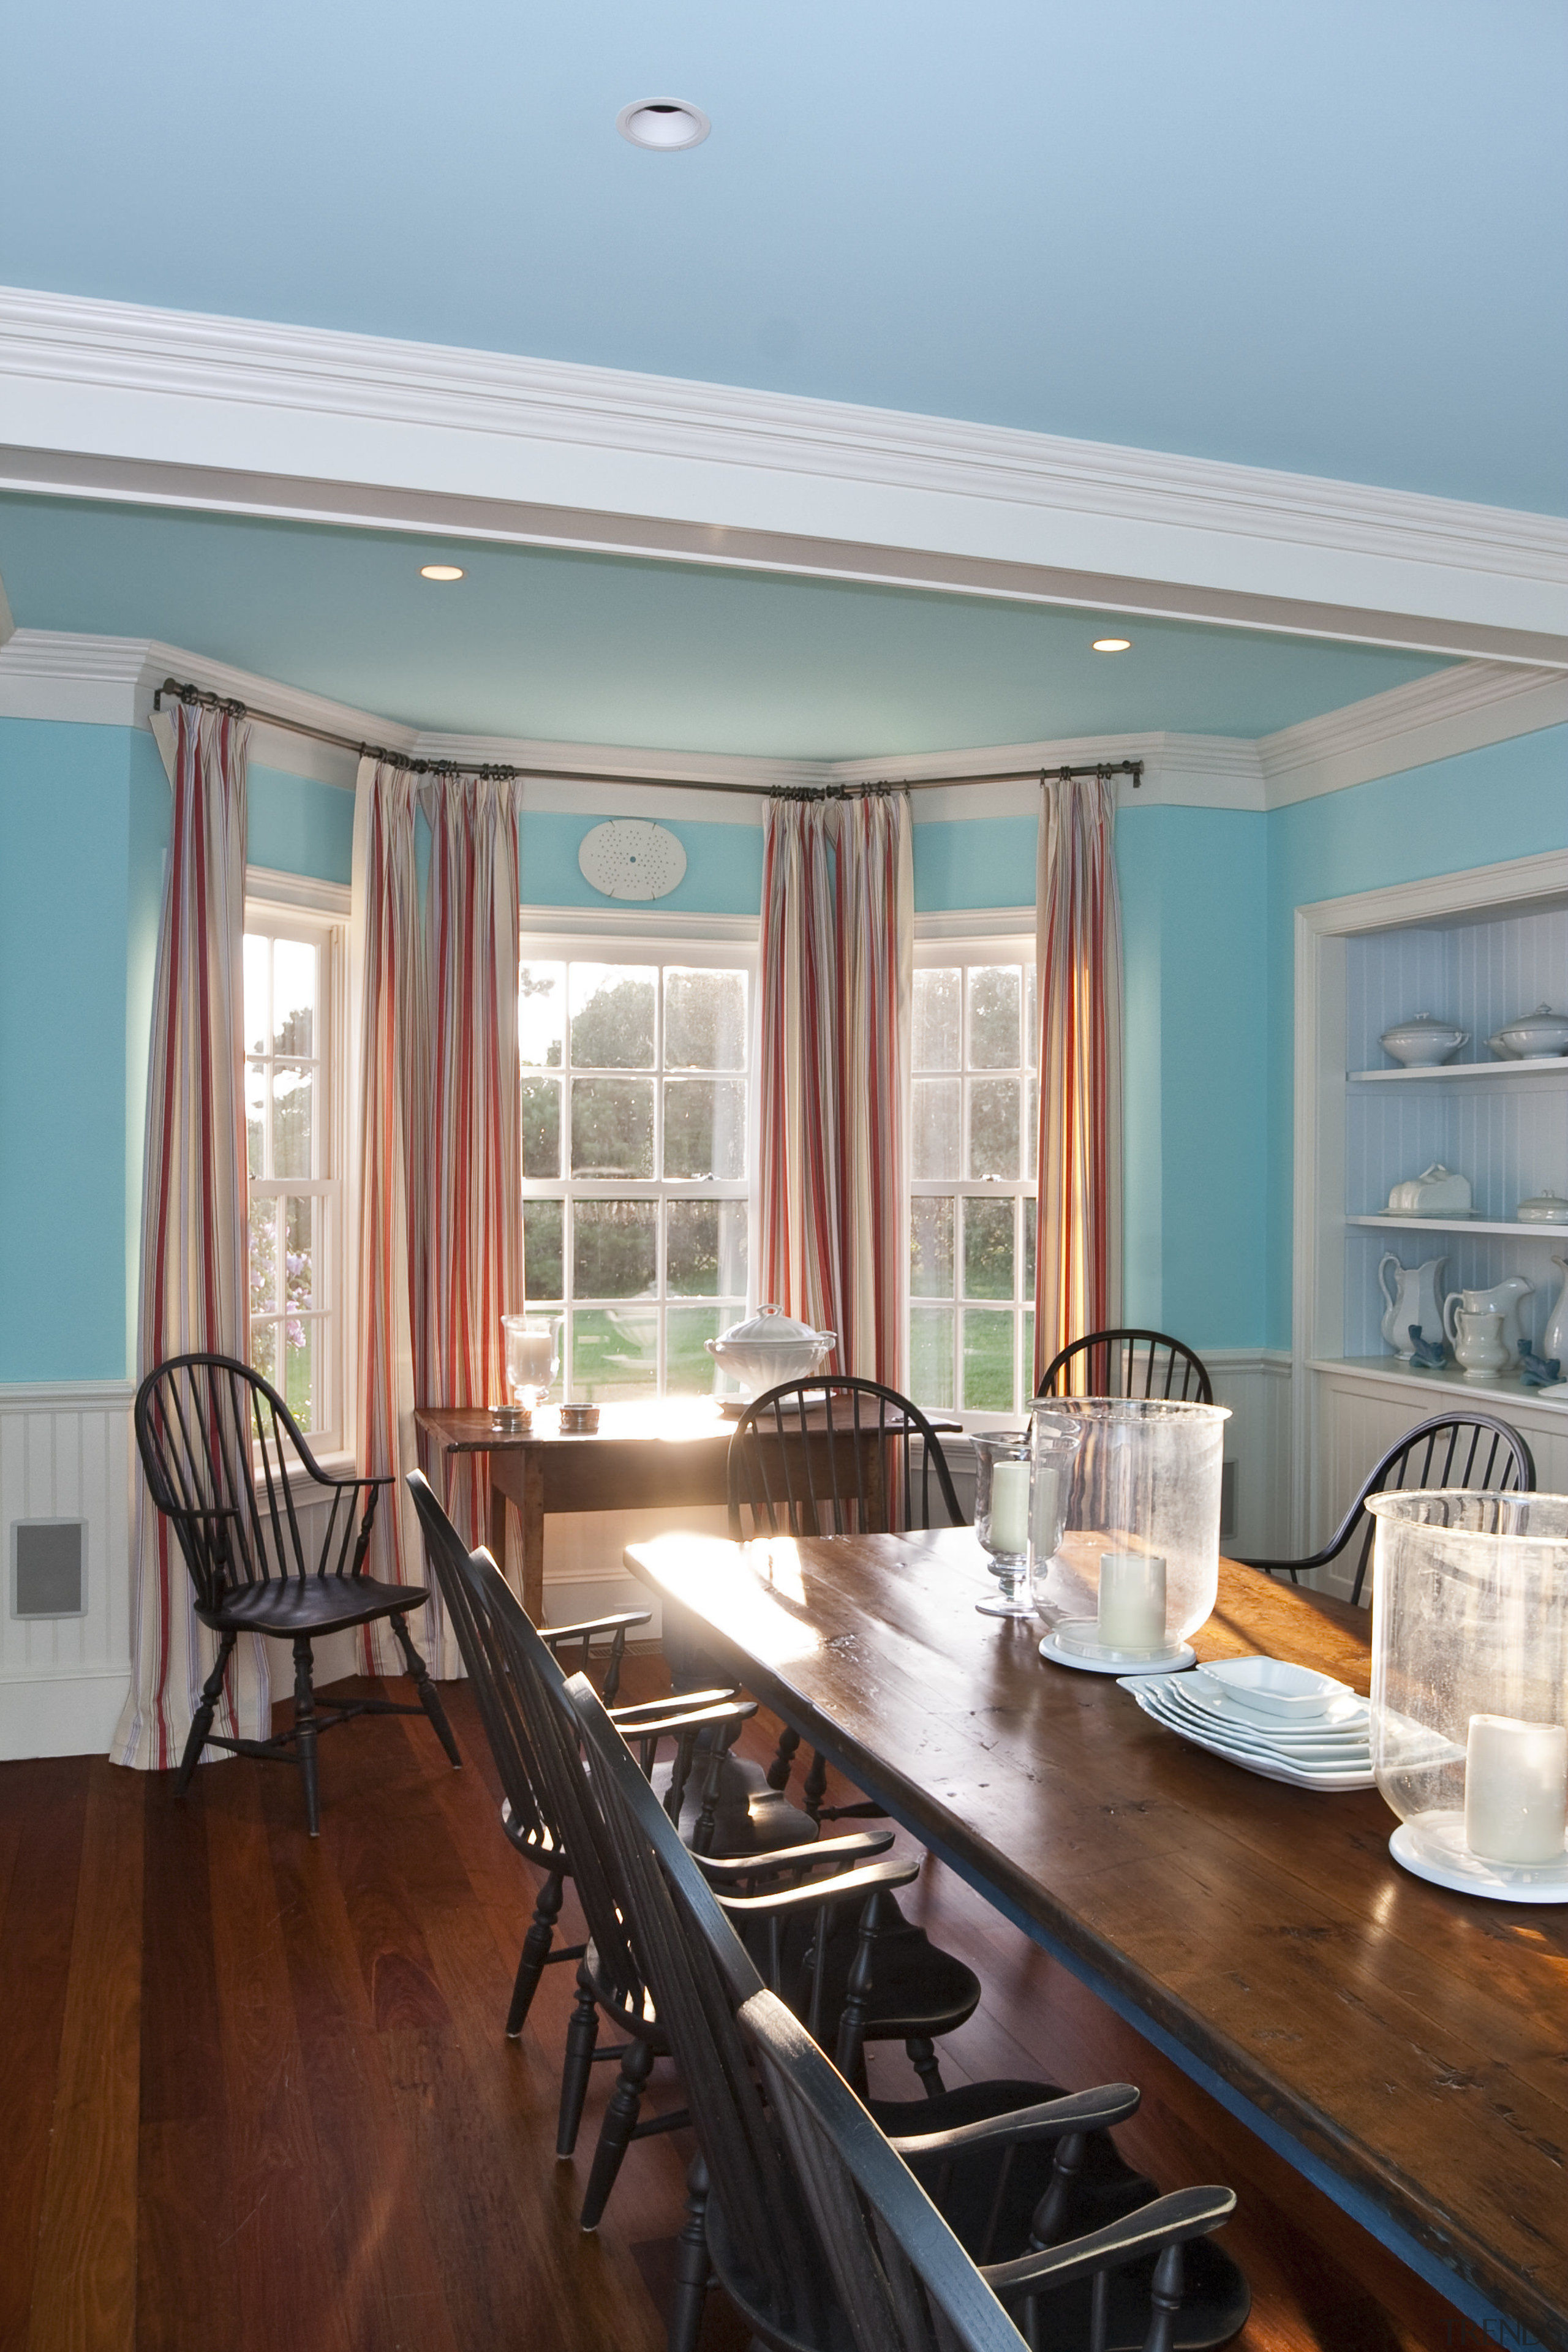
[1496,1005,1568,1058]
[705,1305,835,1398]
[1379,1014,1468,1068]
[1386,1163,1473,1217]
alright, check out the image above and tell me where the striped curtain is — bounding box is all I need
[113,703,263,1770]
[1033,775,1123,1382]
[351,762,525,1675]
[758,790,912,1384]
[350,758,426,1670]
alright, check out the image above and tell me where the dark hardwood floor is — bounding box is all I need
[1,1663,1505,2352]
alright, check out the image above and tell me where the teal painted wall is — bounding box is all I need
[0,720,167,1381]
[912,816,1036,911]
[1263,724,1567,1347]
[247,763,354,885]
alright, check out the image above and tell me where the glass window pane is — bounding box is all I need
[913,968,960,1071]
[524,1199,565,1300]
[967,1077,1020,1180]
[519,962,566,1068]
[1023,1197,1037,1294]
[571,1306,656,1402]
[571,1077,654,1177]
[1026,965,1038,1069]
[273,939,316,1058]
[272,1065,313,1180]
[910,1306,955,1411]
[285,1318,315,1431]
[666,1304,728,1396]
[522,1077,561,1178]
[912,1078,960,1180]
[667,1199,748,1297]
[249,1196,278,1322]
[246,1061,266,1179]
[243,935,269,1057]
[1026,1074,1038,1181]
[910,1198,954,1298]
[251,1318,277,1390]
[666,968,747,1070]
[569,964,655,1068]
[968,967,1021,1069]
[664,1078,747,1180]
[962,1308,1014,1411]
[573,1199,657,1298]
[284,1196,314,1313]
[963,1199,1014,1300]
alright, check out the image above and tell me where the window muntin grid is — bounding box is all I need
[519,948,753,1403]
[909,951,1038,1419]
[243,918,340,1443]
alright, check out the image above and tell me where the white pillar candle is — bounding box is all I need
[1098,1553,1167,1651]
[1464,1714,1568,1866]
[510,1329,555,1389]
[987,1459,1030,1556]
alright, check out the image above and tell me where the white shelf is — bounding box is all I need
[1348,1215,1568,1238]
[1310,1357,1568,1415]
[1348,1056,1567,1083]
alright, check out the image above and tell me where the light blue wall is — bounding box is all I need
[912,816,1036,912]
[0,720,167,1381]
[247,763,354,885]
[1263,725,1567,1347]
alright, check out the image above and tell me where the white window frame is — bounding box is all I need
[518,919,760,1403]
[909,929,1038,1428]
[243,892,350,1457]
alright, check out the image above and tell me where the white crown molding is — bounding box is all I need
[0,629,1560,821]
[1,287,1564,663]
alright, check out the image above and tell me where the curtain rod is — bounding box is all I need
[153,679,1144,795]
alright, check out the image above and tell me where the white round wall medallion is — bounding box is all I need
[577,819,687,902]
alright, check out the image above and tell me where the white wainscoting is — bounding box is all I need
[1205,1350,1294,1563]
[0,1380,135,1759]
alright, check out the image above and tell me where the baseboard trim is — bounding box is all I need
[0,1665,130,1760]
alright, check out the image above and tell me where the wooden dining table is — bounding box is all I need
[623,1523,1568,2352]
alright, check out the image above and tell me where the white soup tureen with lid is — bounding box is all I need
[706,1305,836,1398]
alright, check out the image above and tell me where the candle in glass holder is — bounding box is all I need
[510,1329,554,1390]
[1098,1553,1167,1651]
[1464,1714,1568,1865]
[987,1459,1030,1556]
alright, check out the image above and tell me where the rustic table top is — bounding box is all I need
[623,1524,1568,2349]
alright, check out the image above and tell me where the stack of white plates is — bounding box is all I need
[1118,1655,1375,1791]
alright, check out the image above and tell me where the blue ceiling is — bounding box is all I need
[0,495,1452,755]
[1,2,1562,514]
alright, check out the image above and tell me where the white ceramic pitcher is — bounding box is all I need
[1440,1275,1532,1370]
[1544,1257,1568,1368]
[1378,1253,1448,1360]
[1442,1302,1507,1382]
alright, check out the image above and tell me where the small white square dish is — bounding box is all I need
[1191,1656,1352,1721]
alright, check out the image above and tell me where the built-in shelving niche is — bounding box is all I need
[1341,904,1567,1366]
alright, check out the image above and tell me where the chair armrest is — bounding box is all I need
[887,2082,1140,2161]
[542,1609,652,1645]
[694,1830,895,1879]
[713,1855,919,1921]
[319,1471,394,1493]
[622,1699,759,1743]
[608,1686,737,1722]
[982,2185,1236,2300]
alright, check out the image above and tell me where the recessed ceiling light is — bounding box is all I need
[420,564,465,582]
[616,97,710,151]
[1091,637,1133,653]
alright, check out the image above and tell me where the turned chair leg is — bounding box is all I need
[292,1635,322,1837]
[579,2035,654,2231]
[557,1973,600,2156]
[668,2155,712,2352]
[907,2035,946,2097]
[176,1631,236,1795]
[766,1724,801,1792]
[390,1610,462,1766]
[802,1744,830,1819]
[508,1870,566,2039]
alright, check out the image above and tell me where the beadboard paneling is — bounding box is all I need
[0,1381,134,1757]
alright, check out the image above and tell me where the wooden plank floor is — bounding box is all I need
[0,1664,1510,2352]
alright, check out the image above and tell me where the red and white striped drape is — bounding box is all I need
[758,791,912,1383]
[1033,775,1123,1382]
[350,761,524,1674]
[114,704,263,1769]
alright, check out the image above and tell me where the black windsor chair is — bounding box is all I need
[568,1668,1252,2352]
[724,1374,966,1820]
[134,1352,459,1834]
[408,1468,823,2042]
[1036,1332,1214,1406]
[415,1501,984,2230]
[1241,1409,1535,1607]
